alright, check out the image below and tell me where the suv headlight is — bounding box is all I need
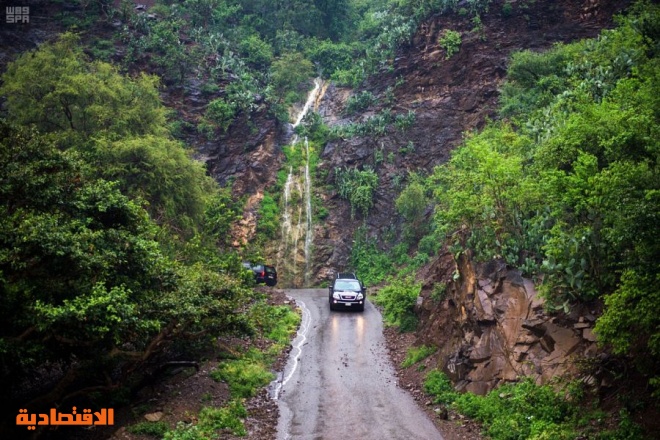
[333,292,341,299]
[357,293,364,300]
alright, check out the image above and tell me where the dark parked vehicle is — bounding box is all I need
[329,275,366,311]
[243,262,278,286]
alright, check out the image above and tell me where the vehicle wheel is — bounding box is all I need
[329,302,335,311]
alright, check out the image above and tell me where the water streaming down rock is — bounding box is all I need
[277,79,324,287]
[303,138,313,286]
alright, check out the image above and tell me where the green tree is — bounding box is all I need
[307,40,356,77]
[204,98,238,133]
[431,124,539,263]
[94,135,214,234]
[0,120,253,415]
[372,275,421,331]
[270,52,315,104]
[0,33,213,236]
[0,33,167,142]
[314,0,351,40]
[238,34,274,69]
[0,121,160,392]
[183,0,241,28]
[145,18,193,84]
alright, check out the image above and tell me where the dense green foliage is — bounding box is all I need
[0,33,167,140]
[423,371,643,439]
[256,193,280,240]
[395,173,431,241]
[423,370,459,405]
[349,225,431,290]
[454,379,575,440]
[0,34,213,235]
[371,275,421,331]
[399,3,659,385]
[334,166,379,218]
[349,226,394,286]
[0,35,254,415]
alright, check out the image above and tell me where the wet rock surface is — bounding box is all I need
[413,251,605,396]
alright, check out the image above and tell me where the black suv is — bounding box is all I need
[243,262,278,286]
[329,275,366,311]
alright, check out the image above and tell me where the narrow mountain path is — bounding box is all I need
[274,289,443,440]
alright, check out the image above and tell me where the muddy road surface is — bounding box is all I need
[273,289,443,440]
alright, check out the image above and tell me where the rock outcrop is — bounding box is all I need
[415,251,602,395]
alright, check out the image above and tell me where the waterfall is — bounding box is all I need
[280,167,294,249]
[293,78,322,131]
[303,137,313,286]
[277,78,324,287]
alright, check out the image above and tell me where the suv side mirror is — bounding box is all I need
[362,286,367,294]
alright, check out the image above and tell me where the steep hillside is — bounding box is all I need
[0,0,632,271]
[312,0,631,278]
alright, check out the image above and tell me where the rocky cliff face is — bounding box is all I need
[414,251,603,395]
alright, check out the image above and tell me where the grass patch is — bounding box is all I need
[454,378,575,439]
[424,370,459,405]
[401,345,436,368]
[211,301,299,398]
[198,401,248,436]
[265,306,301,345]
[211,349,275,399]
[128,421,169,437]
[247,302,301,347]
[163,400,248,439]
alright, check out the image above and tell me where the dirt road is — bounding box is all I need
[273,289,443,440]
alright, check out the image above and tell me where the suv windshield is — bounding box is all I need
[334,280,361,291]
